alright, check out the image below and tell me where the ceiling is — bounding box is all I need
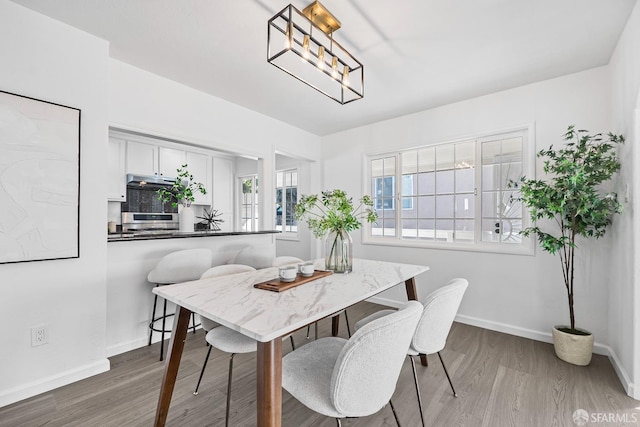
[10,0,637,136]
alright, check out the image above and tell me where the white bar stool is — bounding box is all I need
[147,248,213,361]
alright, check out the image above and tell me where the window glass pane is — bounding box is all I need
[418,147,435,173]
[436,145,454,171]
[402,219,417,239]
[402,151,417,175]
[402,174,414,196]
[284,172,291,187]
[501,162,522,190]
[455,194,474,219]
[482,140,502,165]
[383,157,396,176]
[435,170,454,194]
[291,171,298,186]
[418,219,435,240]
[417,172,435,195]
[481,218,502,242]
[482,191,500,218]
[371,158,384,177]
[403,197,417,218]
[454,220,475,242]
[455,141,475,168]
[502,137,523,162]
[417,195,435,218]
[435,219,454,241]
[500,218,523,243]
[482,164,500,191]
[435,195,454,218]
[276,172,283,187]
[455,167,474,193]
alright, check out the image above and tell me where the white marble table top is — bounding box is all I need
[153,258,429,342]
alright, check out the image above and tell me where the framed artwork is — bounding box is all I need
[0,90,81,264]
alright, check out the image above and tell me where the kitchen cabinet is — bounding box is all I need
[212,156,234,230]
[108,137,127,201]
[186,151,211,205]
[158,147,186,177]
[126,140,158,176]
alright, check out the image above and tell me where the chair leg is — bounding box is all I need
[225,353,236,427]
[437,351,457,397]
[306,325,311,339]
[289,335,296,351]
[343,310,351,337]
[190,313,197,334]
[409,356,426,427]
[148,290,159,346]
[315,321,318,339]
[335,419,341,427]
[389,399,401,427]
[160,298,168,361]
[193,345,213,395]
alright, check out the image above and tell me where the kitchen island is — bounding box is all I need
[107,230,280,356]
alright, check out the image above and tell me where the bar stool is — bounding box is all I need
[147,248,213,361]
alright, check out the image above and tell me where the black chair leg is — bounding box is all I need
[438,351,457,397]
[306,324,311,339]
[409,356,426,427]
[193,345,213,395]
[160,298,168,361]
[335,418,342,427]
[148,290,159,346]
[225,354,236,427]
[389,399,401,427]
[344,310,351,337]
[289,335,296,351]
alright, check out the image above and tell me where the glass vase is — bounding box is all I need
[324,230,353,273]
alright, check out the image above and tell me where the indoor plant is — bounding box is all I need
[197,208,225,231]
[294,189,377,273]
[156,164,206,232]
[511,125,623,365]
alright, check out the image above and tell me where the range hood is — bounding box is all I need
[126,174,177,187]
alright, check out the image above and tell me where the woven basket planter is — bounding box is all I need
[552,325,594,366]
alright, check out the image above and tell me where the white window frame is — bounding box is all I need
[239,174,259,232]
[362,125,535,255]
[275,168,298,238]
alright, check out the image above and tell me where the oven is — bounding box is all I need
[121,212,179,234]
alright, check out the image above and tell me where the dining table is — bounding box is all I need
[152,258,430,427]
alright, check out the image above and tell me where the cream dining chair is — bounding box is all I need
[282,301,423,426]
[354,278,469,427]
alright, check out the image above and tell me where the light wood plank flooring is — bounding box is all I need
[1,301,638,427]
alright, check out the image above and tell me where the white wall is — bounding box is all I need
[322,67,616,357]
[0,1,110,406]
[608,0,640,399]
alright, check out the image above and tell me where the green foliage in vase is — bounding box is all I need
[294,189,378,238]
[156,164,206,208]
[510,125,623,332]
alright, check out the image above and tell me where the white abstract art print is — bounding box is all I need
[0,90,80,264]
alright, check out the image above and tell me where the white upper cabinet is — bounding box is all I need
[126,140,158,176]
[108,137,127,201]
[158,147,187,178]
[186,151,212,205]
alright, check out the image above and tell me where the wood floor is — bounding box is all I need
[1,301,638,427]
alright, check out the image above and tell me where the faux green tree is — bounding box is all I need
[156,164,206,208]
[511,125,623,333]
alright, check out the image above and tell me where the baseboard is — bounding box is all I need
[366,295,404,309]
[107,337,149,357]
[606,346,637,400]
[0,358,110,408]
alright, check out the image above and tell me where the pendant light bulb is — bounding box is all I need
[331,57,339,79]
[317,46,325,70]
[302,35,310,59]
[342,65,350,87]
[284,22,293,49]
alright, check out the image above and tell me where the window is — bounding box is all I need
[275,169,298,235]
[240,175,259,231]
[366,128,531,253]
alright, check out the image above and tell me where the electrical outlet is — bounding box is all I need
[31,326,48,346]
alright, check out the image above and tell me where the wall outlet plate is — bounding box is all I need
[31,326,48,346]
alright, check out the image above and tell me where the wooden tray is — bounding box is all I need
[253,270,333,292]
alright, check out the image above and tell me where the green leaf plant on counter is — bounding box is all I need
[509,125,624,334]
[156,164,206,208]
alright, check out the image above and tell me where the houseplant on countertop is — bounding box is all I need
[294,189,377,273]
[511,125,624,365]
[156,164,206,232]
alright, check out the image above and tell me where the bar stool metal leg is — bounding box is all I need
[438,351,458,397]
[225,353,236,427]
[409,355,426,427]
[193,345,213,395]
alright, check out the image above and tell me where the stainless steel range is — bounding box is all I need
[121,212,179,234]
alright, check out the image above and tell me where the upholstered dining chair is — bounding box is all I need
[272,256,352,340]
[354,278,469,427]
[192,263,296,427]
[282,300,423,427]
[147,248,213,361]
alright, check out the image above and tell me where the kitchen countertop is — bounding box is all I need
[108,230,281,242]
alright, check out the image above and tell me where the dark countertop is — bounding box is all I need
[108,230,281,242]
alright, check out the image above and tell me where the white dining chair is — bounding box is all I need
[282,300,423,426]
[354,278,469,427]
[147,248,213,361]
[192,263,296,427]
[272,256,352,339]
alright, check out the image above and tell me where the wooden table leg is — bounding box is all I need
[257,338,283,427]
[405,278,428,367]
[154,305,191,427]
[331,315,340,337]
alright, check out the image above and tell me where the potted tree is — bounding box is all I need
[156,164,206,232]
[294,189,377,273]
[512,125,624,365]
